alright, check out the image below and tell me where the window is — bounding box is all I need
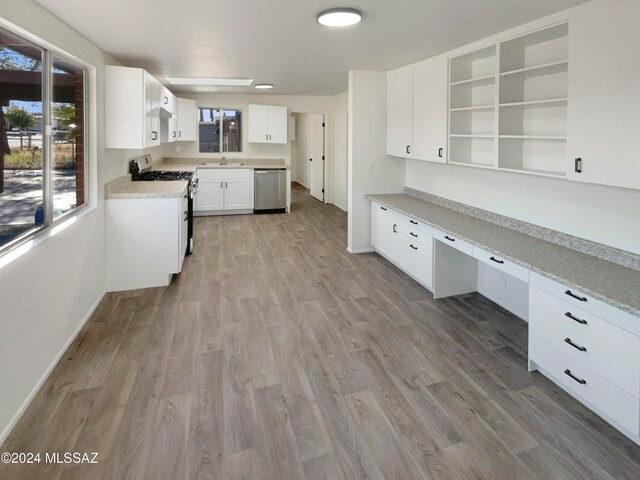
[0,25,87,251]
[199,108,241,153]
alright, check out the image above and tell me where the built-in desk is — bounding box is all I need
[366,192,640,445]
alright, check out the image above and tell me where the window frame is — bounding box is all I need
[0,19,94,258]
[198,107,242,154]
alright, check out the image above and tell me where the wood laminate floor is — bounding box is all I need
[1,183,639,479]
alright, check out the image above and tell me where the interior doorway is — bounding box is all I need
[291,112,325,202]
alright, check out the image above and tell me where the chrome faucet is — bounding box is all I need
[220,156,228,165]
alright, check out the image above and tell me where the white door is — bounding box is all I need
[144,72,160,148]
[224,170,255,210]
[566,0,640,190]
[387,65,414,158]
[268,106,288,143]
[248,104,270,143]
[177,98,197,141]
[308,113,325,202]
[195,169,225,211]
[412,55,448,163]
[372,206,399,263]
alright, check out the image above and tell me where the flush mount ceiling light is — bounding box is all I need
[166,77,253,86]
[254,83,274,89]
[317,7,362,27]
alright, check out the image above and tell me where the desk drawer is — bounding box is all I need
[432,229,473,256]
[530,333,639,437]
[472,246,530,283]
[397,221,433,247]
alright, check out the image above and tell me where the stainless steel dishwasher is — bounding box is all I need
[254,168,287,213]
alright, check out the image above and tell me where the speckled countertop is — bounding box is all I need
[367,193,640,318]
[158,157,290,171]
[105,176,188,199]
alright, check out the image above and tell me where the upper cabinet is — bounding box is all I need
[566,0,640,190]
[413,56,448,162]
[176,98,197,142]
[387,60,447,163]
[106,66,161,149]
[106,66,197,149]
[248,104,288,144]
[387,65,414,158]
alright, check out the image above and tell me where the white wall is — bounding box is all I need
[407,161,640,254]
[348,71,405,252]
[332,92,348,211]
[0,0,142,443]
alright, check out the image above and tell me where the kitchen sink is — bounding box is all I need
[201,162,245,166]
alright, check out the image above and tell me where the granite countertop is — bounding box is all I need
[105,176,188,199]
[366,193,640,318]
[158,158,290,171]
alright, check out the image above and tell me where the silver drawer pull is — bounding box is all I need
[564,369,586,385]
[565,311,587,325]
[564,337,587,352]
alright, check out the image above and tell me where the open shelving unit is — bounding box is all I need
[448,22,569,177]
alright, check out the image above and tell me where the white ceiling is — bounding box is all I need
[35,0,589,95]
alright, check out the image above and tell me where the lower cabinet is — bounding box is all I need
[529,273,640,442]
[106,184,188,292]
[195,168,254,214]
[371,202,433,290]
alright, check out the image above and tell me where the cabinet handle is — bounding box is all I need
[225,181,228,188]
[173,131,176,138]
[444,235,455,242]
[565,311,587,325]
[164,96,169,104]
[410,244,418,250]
[410,232,418,238]
[564,369,586,385]
[406,145,411,155]
[220,182,223,188]
[564,338,587,352]
[409,220,418,225]
[489,256,504,264]
[184,194,188,199]
[565,290,587,302]
[269,134,272,140]
[152,131,158,140]
[266,134,268,140]
[438,147,443,158]
[574,158,582,173]
[392,224,397,233]
[179,131,182,137]
[380,206,387,211]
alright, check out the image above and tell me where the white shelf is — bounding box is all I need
[451,134,494,138]
[499,135,566,140]
[497,166,566,178]
[449,161,496,169]
[450,105,495,112]
[499,98,567,109]
[450,75,495,87]
[500,60,568,79]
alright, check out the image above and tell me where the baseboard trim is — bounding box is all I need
[0,290,106,446]
[347,246,375,254]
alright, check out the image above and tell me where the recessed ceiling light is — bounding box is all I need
[166,77,253,86]
[317,8,362,27]
[254,83,274,89]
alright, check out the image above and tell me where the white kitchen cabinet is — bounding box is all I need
[248,104,288,144]
[106,65,161,149]
[566,0,640,190]
[387,58,448,163]
[413,56,448,162]
[195,168,254,214]
[176,98,197,142]
[386,65,414,158]
[106,184,188,291]
[371,202,434,290]
[160,86,176,115]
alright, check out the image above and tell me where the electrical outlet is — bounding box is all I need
[175,145,181,153]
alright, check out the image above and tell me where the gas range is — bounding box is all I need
[133,170,194,182]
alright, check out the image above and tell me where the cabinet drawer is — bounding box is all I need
[397,235,433,290]
[530,333,639,437]
[196,168,226,181]
[397,221,433,247]
[433,229,473,256]
[472,246,529,283]
[530,272,640,337]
